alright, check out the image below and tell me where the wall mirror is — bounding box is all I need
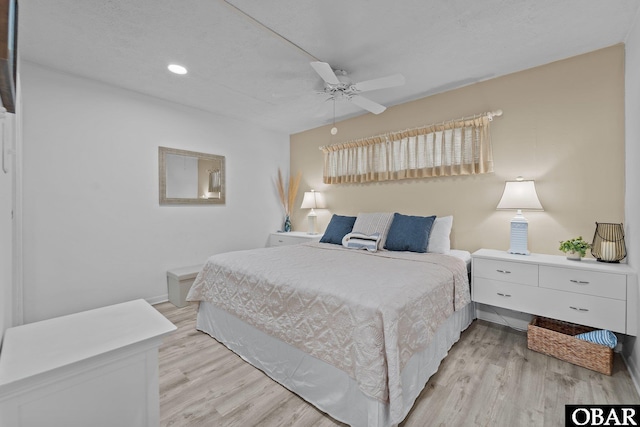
[159,146,225,205]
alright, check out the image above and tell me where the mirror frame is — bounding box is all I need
[159,146,226,205]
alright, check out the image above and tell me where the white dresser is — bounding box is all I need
[472,249,637,335]
[0,299,176,427]
[267,231,322,247]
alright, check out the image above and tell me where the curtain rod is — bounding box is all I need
[485,109,503,120]
[318,109,503,152]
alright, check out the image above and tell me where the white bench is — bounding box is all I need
[0,299,176,427]
[167,264,202,307]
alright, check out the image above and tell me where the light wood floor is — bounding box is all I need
[156,302,640,426]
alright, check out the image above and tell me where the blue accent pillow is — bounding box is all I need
[384,213,436,253]
[320,214,357,245]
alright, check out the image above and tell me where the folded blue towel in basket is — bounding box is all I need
[575,329,617,349]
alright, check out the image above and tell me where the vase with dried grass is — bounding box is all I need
[275,168,301,232]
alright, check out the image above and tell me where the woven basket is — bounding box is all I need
[527,316,613,375]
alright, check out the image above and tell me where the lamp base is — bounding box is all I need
[307,211,318,235]
[508,247,530,256]
[507,211,530,255]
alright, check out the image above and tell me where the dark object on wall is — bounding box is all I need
[0,0,16,113]
[591,222,626,263]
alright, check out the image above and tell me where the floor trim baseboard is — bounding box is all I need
[474,302,532,332]
[147,294,168,306]
[623,349,640,398]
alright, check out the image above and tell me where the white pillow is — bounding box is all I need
[352,212,394,250]
[427,215,453,254]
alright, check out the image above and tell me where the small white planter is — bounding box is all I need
[565,251,582,261]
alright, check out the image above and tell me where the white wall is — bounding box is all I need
[20,62,290,323]
[0,114,14,345]
[623,10,640,387]
[291,46,626,256]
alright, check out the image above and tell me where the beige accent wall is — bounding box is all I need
[290,45,624,256]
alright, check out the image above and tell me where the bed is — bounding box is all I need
[186,214,473,427]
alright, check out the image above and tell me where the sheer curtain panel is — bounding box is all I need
[320,113,496,184]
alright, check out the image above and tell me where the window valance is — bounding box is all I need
[319,111,499,184]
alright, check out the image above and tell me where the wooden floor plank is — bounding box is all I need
[156,302,640,426]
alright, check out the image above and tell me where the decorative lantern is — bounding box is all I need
[591,222,626,263]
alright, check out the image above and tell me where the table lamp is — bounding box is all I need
[496,177,543,255]
[300,190,327,234]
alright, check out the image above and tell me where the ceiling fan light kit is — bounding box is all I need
[310,61,405,116]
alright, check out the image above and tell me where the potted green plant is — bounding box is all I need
[559,236,591,260]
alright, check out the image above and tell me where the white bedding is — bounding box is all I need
[449,249,472,271]
[196,300,473,427]
[187,243,472,426]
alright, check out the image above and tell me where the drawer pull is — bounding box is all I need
[496,292,512,297]
[278,240,284,243]
[569,306,589,312]
[496,269,511,274]
[569,279,590,285]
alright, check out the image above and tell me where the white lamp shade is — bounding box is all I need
[300,191,327,209]
[496,180,543,211]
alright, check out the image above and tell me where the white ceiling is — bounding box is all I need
[19,0,640,135]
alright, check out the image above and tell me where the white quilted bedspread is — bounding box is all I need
[187,242,470,423]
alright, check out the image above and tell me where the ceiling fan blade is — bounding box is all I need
[353,74,406,92]
[310,62,340,85]
[349,95,386,114]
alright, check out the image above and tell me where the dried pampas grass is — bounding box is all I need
[276,168,301,215]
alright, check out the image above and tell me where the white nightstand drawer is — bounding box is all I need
[539,266,626,300]
[472,278,545,312]
[473,258,538,286]
[269,234,305,246]
[539,289,627,333]
[473,277,627,333]
[268,232,321,247]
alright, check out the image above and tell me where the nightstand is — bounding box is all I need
[267,231,322,247]
[471,249,637,335]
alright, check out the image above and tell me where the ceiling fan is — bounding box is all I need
[220,3,405,115]
[310,62,405,115]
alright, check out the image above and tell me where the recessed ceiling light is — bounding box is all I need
[167,64,188,75]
